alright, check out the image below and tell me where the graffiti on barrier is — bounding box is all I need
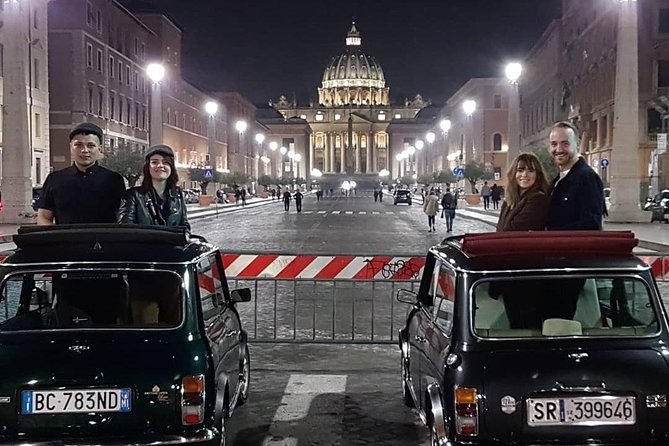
[363,258,421,279]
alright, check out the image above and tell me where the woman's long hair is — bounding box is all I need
[140,155,179,194]
[504,152,550,208]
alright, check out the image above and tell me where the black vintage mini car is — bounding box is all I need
[0,225,251,446]
[398,230,669,446]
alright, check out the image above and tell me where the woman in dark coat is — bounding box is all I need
[118,144,189,228]
[496,152,550,231]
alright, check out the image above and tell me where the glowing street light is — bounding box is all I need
[146,63,165,84]
[439,119,452,133]
[255,133,265,144]
[415,140,424,150]
[269,141,278,151]
[505,62,523,85]
[425,132,436,144]
[235,120,248,134]
[147,63,166,146]
[463,100,477,117]
[506,62,523,168]
[279,146,287,155]
[204,101,218,116]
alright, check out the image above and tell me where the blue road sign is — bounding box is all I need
[600,159,609,168]
[204,168,213,179]
[453,167,464,177]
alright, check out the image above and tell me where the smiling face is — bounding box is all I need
[69,133,101,171]
[148,155,172,182]
[548,126,579,171]
[515,161,537,191]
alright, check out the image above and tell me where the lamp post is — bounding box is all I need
[608,0,646,221]
[415,139,424,175]
[204,100,218,170]
[235,120,247,175]
[425,131,436,173]
[254,133,265,191]
[439,118,452,171]
[146,63,165,146]
[294,153,302,182]
[462,100,477,163]
[505,62,523,169]
[279,146,288,181]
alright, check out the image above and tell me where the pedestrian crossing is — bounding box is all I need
[289,210,412,215]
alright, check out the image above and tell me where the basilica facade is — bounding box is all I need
[270,23,434,185]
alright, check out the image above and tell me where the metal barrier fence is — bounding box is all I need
[231,277,420,344]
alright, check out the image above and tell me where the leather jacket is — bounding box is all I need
[118,186,190,229]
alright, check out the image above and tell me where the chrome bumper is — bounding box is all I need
[0,428,217,446]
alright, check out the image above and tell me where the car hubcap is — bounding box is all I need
[239,351,250,399]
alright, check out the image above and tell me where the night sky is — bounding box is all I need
[118,0,562,106]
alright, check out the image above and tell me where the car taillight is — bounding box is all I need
[454,386,478,436]
[181,375,205,425]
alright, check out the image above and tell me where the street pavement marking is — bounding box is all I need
[262,374,347,446]
[303,211,313,214]
[332,210,341,214]
[372,211,380,215]
[359,211,367,214]
[345,211,353,214]
[400,211,408,214]
[386,211,393,214]
[317,211,327,214]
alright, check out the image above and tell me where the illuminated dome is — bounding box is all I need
[318,23,390,107]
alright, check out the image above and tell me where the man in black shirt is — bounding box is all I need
[37,123,126,225]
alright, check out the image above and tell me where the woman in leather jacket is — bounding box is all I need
[118,144,190,228]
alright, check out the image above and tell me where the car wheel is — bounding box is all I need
[408,201,412,206]
[236,345,250,407]
[401,347,414,408]
[217,414,226,446]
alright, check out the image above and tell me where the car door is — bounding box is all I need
[420,260,455,413]
[197,254,240,402]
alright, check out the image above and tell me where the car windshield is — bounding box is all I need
[0,270,183,331]
[473,276,659,338]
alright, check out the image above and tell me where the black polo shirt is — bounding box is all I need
[39,163,126,224]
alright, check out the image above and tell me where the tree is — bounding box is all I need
[417,173,434,186]
[433,170,457,184]
[258,174,273,190]
[464,160,493,193]
[188,167,222,195]
[100,144,144,186]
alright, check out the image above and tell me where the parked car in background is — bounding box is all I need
[0,225,251,445]
[394,189,412,205]
[398,231,669,446]
[31,187,42,211]
[183,188,200,204]
[647,189,669,222]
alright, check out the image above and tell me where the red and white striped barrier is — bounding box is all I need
[638,256,669,281]
[221,254,426,281]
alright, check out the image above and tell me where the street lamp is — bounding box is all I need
[463,100,477,163]
[294,153,302,180]
[204,100,218,171]
[146,63,166,146]
[279,146,288,180]
[235,120,247,175]
[254,133,265,188]
[425,132,435,144]
[415,139,425,175]
[505,62,523,168]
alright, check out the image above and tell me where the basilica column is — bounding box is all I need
[309,134,315,175]
[366,131,373,173]
[340,132,346,173]
[372,132,378,173]
[323,133,329,173]
[329,133,335,172]
[355,132,361,173]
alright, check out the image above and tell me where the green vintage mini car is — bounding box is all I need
[0,225,251,446]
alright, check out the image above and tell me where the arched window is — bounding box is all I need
[493,133,503,151]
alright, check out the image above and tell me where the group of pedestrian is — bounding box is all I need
[234,187,248,206]
[373,188,384,202]
[37,122,190,228]
[281,188,304,212]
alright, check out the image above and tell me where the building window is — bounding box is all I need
[96,49,103,72]
[377,111,386,121]
[141,106,146,129]
[659,61,669,88]
[140,43,145,60]
[96,9,102,32]
[86,44,93,68]
[34,113,41,137]
[334,113,341,120]
[394,113,402,119]
[493,167,502,181]
[315,112,324,121]
[109,56,114,77]
[88,87,94,113]
[660,8,669,33]
[33,58,39,89]
[127,101,132,125]
[493,94,502,109]
[86,2,94,26]
[118,61,123,82]
[119,97,124,123]
[493,133,502,151]
[98,89,104,116]
[134,71,139,90]
[35,158,42,184]
[135,102,140,127]
[33,8,39,29]
[110,92,116,120]
[125,65,130,86]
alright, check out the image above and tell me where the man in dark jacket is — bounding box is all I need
[282,189,291,212]
[441,188,457,232]
[294,190,304,213]
[546,121,604,230]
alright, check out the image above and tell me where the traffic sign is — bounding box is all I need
[204,168,213,179]
[600,159,609,168]
[453,167,464,177]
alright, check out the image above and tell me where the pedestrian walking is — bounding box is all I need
[490,183,501,210]
[546,121,604,230]
[282,189,291,212]
[118,144,189,228]
[481,181,492,210]
[37,122,125,225]
[373,188,379,202]
[241,188,247,206]
[496,153,550,231]
[423,191,439,232]
[294,189,304,213]
[378,189,383,202]
[441,188,457,232]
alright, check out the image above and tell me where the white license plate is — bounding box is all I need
[527,396,635,426]
[21,389,132,414]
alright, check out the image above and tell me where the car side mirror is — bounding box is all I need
[396,288,418,305]
[231,288,252,303]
